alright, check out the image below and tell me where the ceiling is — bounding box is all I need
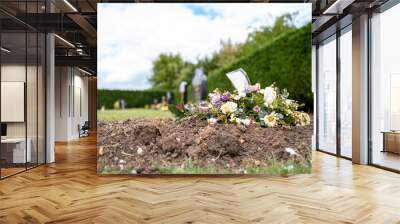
[1,0,394,74]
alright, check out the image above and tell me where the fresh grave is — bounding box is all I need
[97,69,312,175]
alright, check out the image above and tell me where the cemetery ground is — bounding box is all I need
[97,109,313,175]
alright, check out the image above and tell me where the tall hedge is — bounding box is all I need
[98,89,172,109]
[207,24,312,110]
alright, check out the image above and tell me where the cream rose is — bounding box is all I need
[220,101,238,114]
[264,86,277,107]
[263,111,278,127]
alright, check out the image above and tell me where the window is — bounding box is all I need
[339,28,352,158]
[317,35,337,154]
[0,2,46,179]
[370,3,400,171]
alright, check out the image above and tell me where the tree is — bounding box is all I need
[149,12,300,91]
[239,13,297,57]
[149,53,185,90]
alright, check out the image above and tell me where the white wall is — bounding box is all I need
[55,67,89,141]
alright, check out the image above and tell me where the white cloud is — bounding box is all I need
[98,3,311,90]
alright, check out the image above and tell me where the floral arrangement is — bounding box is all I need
[169,83,310,128]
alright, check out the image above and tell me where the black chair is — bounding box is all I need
[79,121,90,138]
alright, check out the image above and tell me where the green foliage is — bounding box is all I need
[239,13,297,58]
[98,89,171,109]
[156,159,220,174]
[149,53,186,90]
[207,24,312,109]
[149,13,303,94]
[155,157,310,175]
[168,104,185,120]
[245,158,311,176]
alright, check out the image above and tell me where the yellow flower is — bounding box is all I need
[220,101,238,114]
[263,111,278,127]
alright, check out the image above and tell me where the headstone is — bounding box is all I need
[120,99,126,109]
[192,68,207,103]
[226,68,250,94]
[166,91,172,104]
[179,81,188,104]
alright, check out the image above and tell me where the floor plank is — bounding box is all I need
[1,135,400,223]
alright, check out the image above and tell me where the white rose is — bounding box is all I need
[241,118,251,126]
[264,86,277,107]
[263,111,278,127]
[220,101,238,114]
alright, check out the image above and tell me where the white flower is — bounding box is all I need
[285,147,298,156]
[264,86,277,107]
[220,101,238,114]
[285,99,293,106]
[207,118,218,125]
[235,118,242,124]
[263,111,278,127]
[241,118,251,126]
[137,147,143,155]
[259,89,265,94]
[232,94,241,100]
[238,92,246,98]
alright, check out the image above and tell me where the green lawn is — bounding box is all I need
[98,108,174,121]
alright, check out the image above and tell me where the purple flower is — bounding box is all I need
[246,84,261,93]
[220,92,231,102]
[210,94,221,106]
[253,105,261,113]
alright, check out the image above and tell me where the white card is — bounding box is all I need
[226,68,250,94]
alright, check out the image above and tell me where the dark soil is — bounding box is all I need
[97,117,312,174]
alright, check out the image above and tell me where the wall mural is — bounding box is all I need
[97,3,312,175]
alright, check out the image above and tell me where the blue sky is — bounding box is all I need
[98,3,311,90]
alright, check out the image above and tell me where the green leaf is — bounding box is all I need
[168,104,185,118]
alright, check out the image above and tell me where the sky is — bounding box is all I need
[98,3,311,90]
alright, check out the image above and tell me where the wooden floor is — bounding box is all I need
[1,136,400,223]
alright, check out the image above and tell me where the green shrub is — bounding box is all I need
[98,89,173,109]
[207,24,312,110]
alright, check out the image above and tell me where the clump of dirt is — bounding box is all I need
[97,117,312,174]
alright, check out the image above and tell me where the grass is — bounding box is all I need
[245,158,311,176]
[98,108,174,121]
[99,158,311,176]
